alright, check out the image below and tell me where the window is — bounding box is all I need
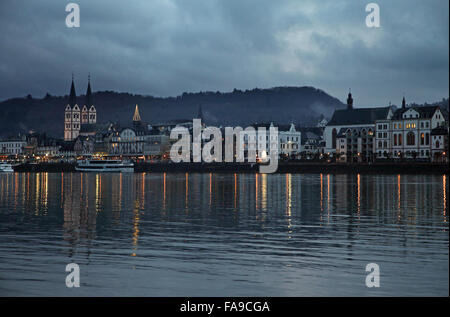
[420,133,425,145]
[394,123,397,129]
[394,134,397,146]
[407,132,415,146]
[425,133,429,145]
[399,134,402,146]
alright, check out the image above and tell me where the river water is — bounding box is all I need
[0,172,448,296]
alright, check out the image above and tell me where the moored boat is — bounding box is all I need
[0,162,14,173]
[75,159,134,172]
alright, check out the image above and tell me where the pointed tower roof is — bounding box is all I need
[69,74,77,106]
[133,104,141,122]
[197,105,204,121]
[402,96,406,109]
[347,88,353,110]
[85,74,93,106]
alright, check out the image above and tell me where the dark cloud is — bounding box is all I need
[0,0,448,106]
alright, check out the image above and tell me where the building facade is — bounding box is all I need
[246,123,301,160]
[374,98,448,161]
[109,105,148,157]
[64,76,97,141]
[0,137,27,155]
[324,91,393,156]
[278,123,302,158]
[336,126,375,162]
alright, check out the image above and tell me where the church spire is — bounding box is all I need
[197,105,204,121]
[402,96,406,109]
[69,74,76,106]
[85,74,93,106]
[347,88,353,110]
[133,104,141,122]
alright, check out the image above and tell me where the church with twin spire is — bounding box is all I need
[64,75,97,141]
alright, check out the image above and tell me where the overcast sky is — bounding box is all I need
[0,0,448,106]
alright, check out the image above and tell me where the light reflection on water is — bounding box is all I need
[0,172,448,296]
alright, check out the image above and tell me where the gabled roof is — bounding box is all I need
[85,77,93,106]
[327,106,391,126]
[391,105,444,120]
[68,78,76,106]
[79,123,111,134]
[250,122,297,132]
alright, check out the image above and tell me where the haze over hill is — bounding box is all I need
[0,86,346,137]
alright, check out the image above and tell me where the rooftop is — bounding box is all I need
[328,106,392,126]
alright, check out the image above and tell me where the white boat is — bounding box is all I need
[75,159,134,172]
[0,162,14,173]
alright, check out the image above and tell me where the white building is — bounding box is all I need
[278,123,301,158]
[375,98,448,161]
[247,123,301,159]
[0,138,27,155]
[64,76,97,141]
[298,128,324,159]
[431,127,448,162]
[324,91,393,156]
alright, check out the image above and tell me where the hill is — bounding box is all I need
[0,86,346,137]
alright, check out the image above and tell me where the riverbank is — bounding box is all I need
[10,162,449,174]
